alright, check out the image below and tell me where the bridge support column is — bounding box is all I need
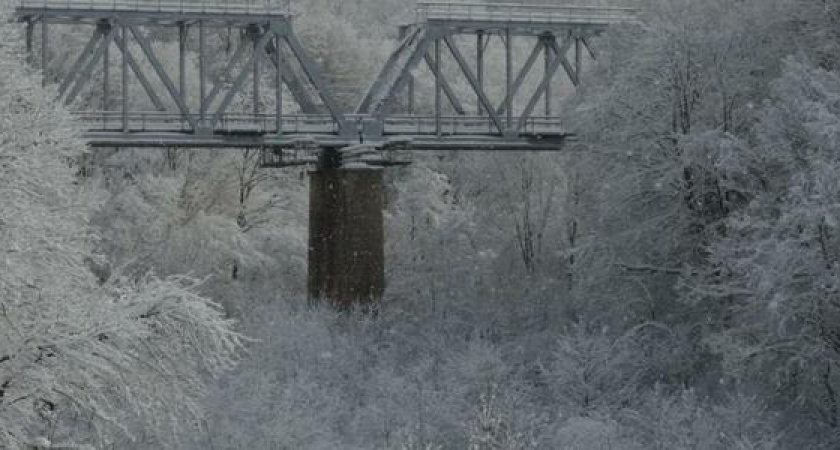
[308,166,385,309]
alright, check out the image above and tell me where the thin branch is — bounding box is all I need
[616,263,682,275]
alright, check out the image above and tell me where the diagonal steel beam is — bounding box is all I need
[517,39,565,131]
[255,45,285,113]
[540,36,574,116]
[581,37,597,60]
[64,26,115,106]
[265,39,320,114]
[203,36,250,111]
[547,37,578,86]
[211,32,274,128]
[210,60,255,129]
[441,35,504,135]
[272,37,282,134]
[496,37,544,116]
[276,26,344,127]
[357,26,420,114]
[58,27,103,98]
[114,29,166,111]
[374,35,430,119]
[423,52,466,115]
[482,32,492,53]
[128,25,197,130]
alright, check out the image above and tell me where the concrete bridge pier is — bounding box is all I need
[308,162,385,309]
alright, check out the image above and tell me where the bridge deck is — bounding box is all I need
[83,131,569,151]
[76,112,563,134]
[416,2,636,28]
[16,0,289,23]
[75,112,568,150]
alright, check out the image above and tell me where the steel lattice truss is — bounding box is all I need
[16,0,636,154]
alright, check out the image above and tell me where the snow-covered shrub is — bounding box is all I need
[0,4,243,447]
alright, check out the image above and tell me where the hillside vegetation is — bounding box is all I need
[3,0,840,448]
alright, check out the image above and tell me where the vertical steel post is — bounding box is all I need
[505,28,512,132]
[544,37,551,117]
[407,73,415,115]
[199,21,206,124]
[121,25,128,132]
[400,26,415,115]
[103,25,110,111]
[275,34,282,134]
[41,21,48,86]
[476,31,484,115]
[253,30,260,115]
[575,36,583,83]
[179,22,186,98]
[25,19,33,56]
[434,37,441,136]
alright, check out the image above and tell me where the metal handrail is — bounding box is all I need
[74,111,562,136]
[415,2,636,25]
[17,0,290,15]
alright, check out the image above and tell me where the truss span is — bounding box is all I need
[416,2,637,28]
[355,2,636,142]
[16,1,635,152]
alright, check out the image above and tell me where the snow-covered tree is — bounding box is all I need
[689,59,840,445]
[0,5,242,447]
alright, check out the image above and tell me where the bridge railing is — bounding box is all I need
[18,0,290,15]
[374,115,563,136]
[416,1,636,25]
[75,111,340,134]
[76,111,563,136]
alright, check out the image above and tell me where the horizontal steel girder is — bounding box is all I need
[414,2,636,34]
[425,23,607,38]
[82,130,571,151]
[16,5,290,27]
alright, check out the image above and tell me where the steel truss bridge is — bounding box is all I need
[15,0,635,160]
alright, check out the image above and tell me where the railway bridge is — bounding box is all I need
[15,0,636,306]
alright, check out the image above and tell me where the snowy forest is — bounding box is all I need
[3,0,840,448]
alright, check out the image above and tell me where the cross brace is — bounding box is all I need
[358,27,588,138]
[24,10,606,145]
[35,17,346,136]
